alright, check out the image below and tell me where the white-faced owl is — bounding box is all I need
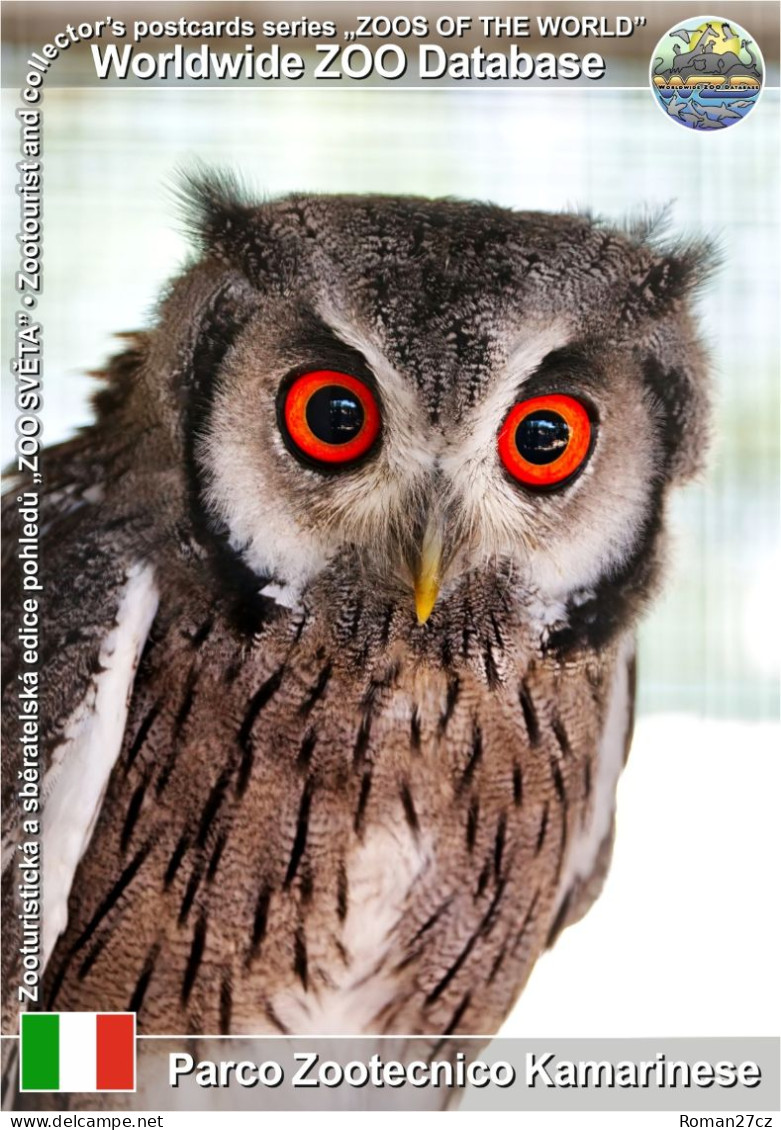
[2,177,710,1044]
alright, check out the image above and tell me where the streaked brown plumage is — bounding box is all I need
[41,564,626,1036]
[2,180,710,1075]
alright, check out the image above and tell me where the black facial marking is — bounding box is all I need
[543,351,682,656]
[641,355,689,472]
[546,477,665,657]
[181,283,278,635]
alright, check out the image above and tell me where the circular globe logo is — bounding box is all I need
[650,15,764,130]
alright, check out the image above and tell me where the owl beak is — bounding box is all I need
[414,521,442,625]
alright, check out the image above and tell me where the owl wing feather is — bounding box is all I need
[547,635,637,946]
[38,562,158,966]
[2,493,157,1024]
[1,342,162,1027]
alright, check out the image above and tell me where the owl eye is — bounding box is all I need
[280,370,381,467]
[498,394,593,488]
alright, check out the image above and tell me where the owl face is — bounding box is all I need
[176,182,708,649]
[5,183,713,1047]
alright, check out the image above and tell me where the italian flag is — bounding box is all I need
[20,1013,136,1092]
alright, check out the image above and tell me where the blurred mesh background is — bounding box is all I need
[2,26,778,721]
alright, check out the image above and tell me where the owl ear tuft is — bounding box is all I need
[175,167,260,263]
[647,242,715,308]
[631,229,720,320]
[613,207,720,320]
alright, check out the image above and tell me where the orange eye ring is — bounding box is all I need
[498,394,593,488]
[280,370,381,467]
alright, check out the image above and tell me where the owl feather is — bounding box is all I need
[2,179,710,1108]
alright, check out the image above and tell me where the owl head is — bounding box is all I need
[133,173,711,658]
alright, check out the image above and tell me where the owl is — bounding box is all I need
[2,177,710,1059]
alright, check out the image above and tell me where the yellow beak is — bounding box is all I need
[414,522,442,625]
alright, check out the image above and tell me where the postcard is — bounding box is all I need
[1,2,779,1121]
